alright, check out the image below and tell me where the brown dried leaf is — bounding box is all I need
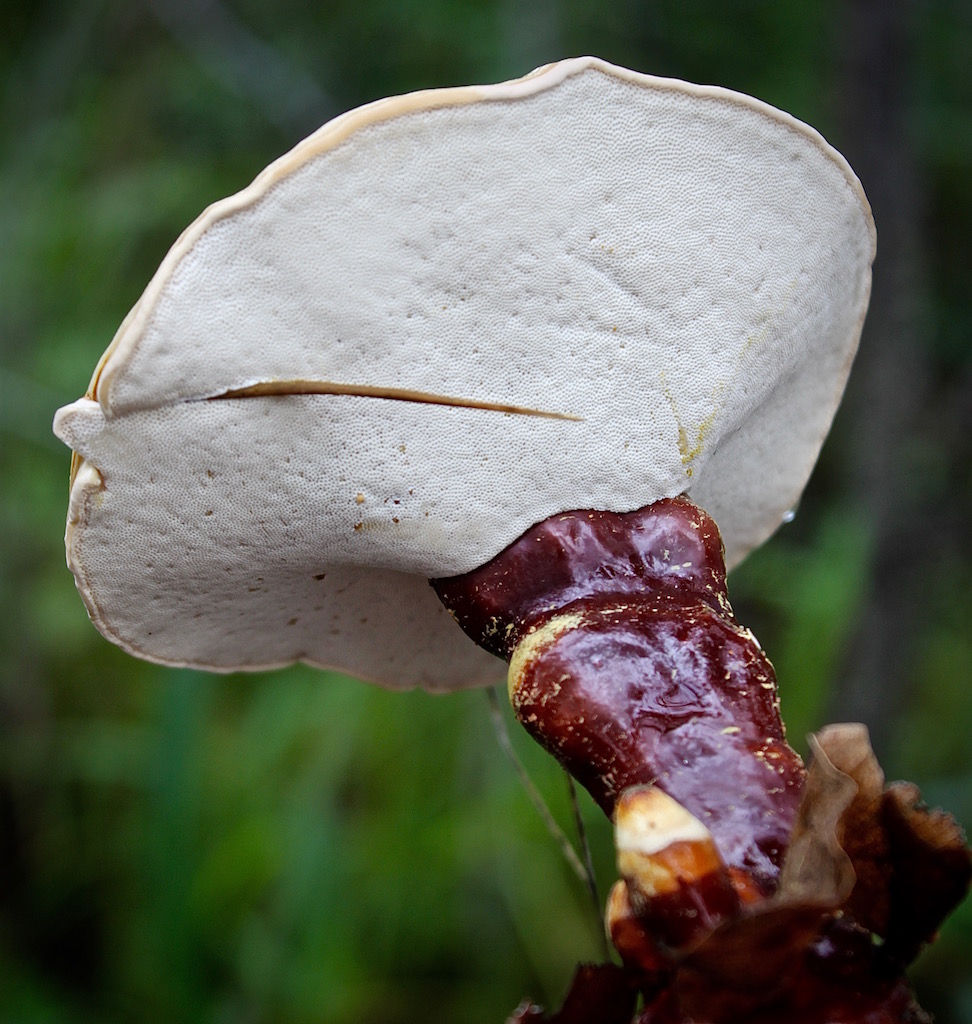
[776,726,858,907]
[882,781,972,964]
[778,722,970,963]
[809,723,894,933]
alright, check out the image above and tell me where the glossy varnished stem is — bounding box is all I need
[433,497,805,897]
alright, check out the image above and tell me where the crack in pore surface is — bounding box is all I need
[208,380,583,421]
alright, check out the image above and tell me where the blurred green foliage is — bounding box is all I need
[2,1,970,1021]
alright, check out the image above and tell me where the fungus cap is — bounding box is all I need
[53,56,875,690]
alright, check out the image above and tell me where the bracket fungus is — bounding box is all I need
[54,58,968,1021]
[54,56,873,687]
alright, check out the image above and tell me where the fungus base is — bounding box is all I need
[433,498,970,1022]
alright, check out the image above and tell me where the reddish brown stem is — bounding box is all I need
[433,497,805,897]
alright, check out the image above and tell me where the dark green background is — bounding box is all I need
[2,1,970,1020]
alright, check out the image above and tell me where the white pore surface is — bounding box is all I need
[54,57,875,690]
